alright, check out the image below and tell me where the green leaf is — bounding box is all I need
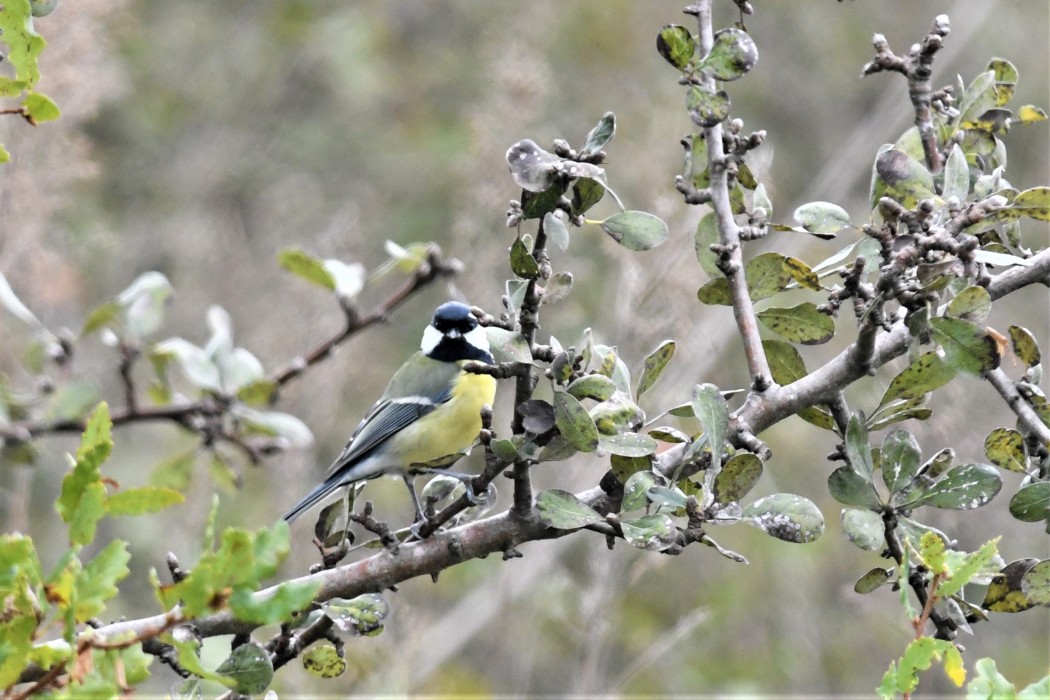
[656,24,696,70]
[741,493,824,543]
[855,567,893,594]
[984,428,1026,472]
[636,340,675,398]
[967,658,1019,699]
[536,489,604,529]
[697,27,758,81]
[589,391,644,436]
[871,148,936,209]
[878,351,956,407]
[840,508,886,551]
[783,256,822,291]
[882,637,966,697]
[1020,560,1050,606]
[322,593,390,636]
[57,403,112,546]
[913,463,1002,510]
[566,374,617,402]
[1010,187,1050,222]
[106,487,184,517]
[690,383,728,464]
[302,643,347,679]
[598,211,669,251]
[687,85,731,127]
[946,286,991,324]
[277,248,335,289]
[506,139,561,193]
[510,235,540,279]
[746,252,792,301]
[485,327,532,364]
[959,70,997,125]
[581,111,616,155]
[845,412,875,482]
[215,642,273,695]
[543,211,571,251]
[763,339,806,385]
[22,91,59,122]
[1008,482,1050,523]
[942,144,969,201]
[597,432,658,458]
[610,454,653,483]
[571,178,605,218]
[75,540,131,622]
[43,381,99,423]
[521,183,566,220]
[938,538,1000,599]
[230,580,320,625]
[1018,104,1049,124]
[881,430,921,495]
[929,316,1001,374]
[793,201,850,235]
[756,303,834,345]
[620,514,678,551]
[0,0,45,88]
[828,465,881,509]
[982,558,1040,612]
[713,452,763,503]
[988,57,1018,106]
[541,271,573,306]
[696,277,732,305]
[1008,325,1041,367]
[694,212,722,279]
[150,450,198,491]
[622,471,660,512]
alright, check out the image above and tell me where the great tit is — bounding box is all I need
[282,301,497,525]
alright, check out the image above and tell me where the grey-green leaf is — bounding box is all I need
[855,567,894,594]
[536,489,605,530]
[599,211,669,251]
[929,316,1001,375]
[741,493,824,543]
[881,429,922,495]
[941,144,970,202]
[510,236,540,279]
[845,412,875,482]
[878,351,956,408]
[1008,325,1041,368]
[620,514,678,551]
[656,24,696,70]
[543,211,571,252]
[713,452,763,503]
[486,327,533,364]
[506,139,561,192]
[746,252,792,302]
[622,470,660,512]
[1008,482,1050,523]
[554,391,600,452]
[694,212,722,279]
[691,383,729,465]
[946,286,992,324]
[984,427,1026,473]
[566,374,617,402]
[636,340,676,398]
[542,271,574,305]
[598,432,658,458]
[581,111,616,155]
[793,201,851,236]
[756,303,834,345]
[687,85,731,127]
[914,463,1002,510]
[828,465,881,509]
[698,27,758,81]
[215,643,273,696]
[840,508,886,551]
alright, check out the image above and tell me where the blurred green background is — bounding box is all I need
[1,0,1048,695]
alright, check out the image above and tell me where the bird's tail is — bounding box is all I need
[283,473,346,522]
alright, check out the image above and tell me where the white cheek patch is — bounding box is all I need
[421,324,443,354]
[464,324,490,353]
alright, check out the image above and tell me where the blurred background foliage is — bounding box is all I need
[1,0,1047,695]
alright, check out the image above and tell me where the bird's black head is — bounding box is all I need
[422,301,493,363]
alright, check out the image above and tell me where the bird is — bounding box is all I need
[282,301,498,526]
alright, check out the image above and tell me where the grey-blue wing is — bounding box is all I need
[323,389,451,477]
